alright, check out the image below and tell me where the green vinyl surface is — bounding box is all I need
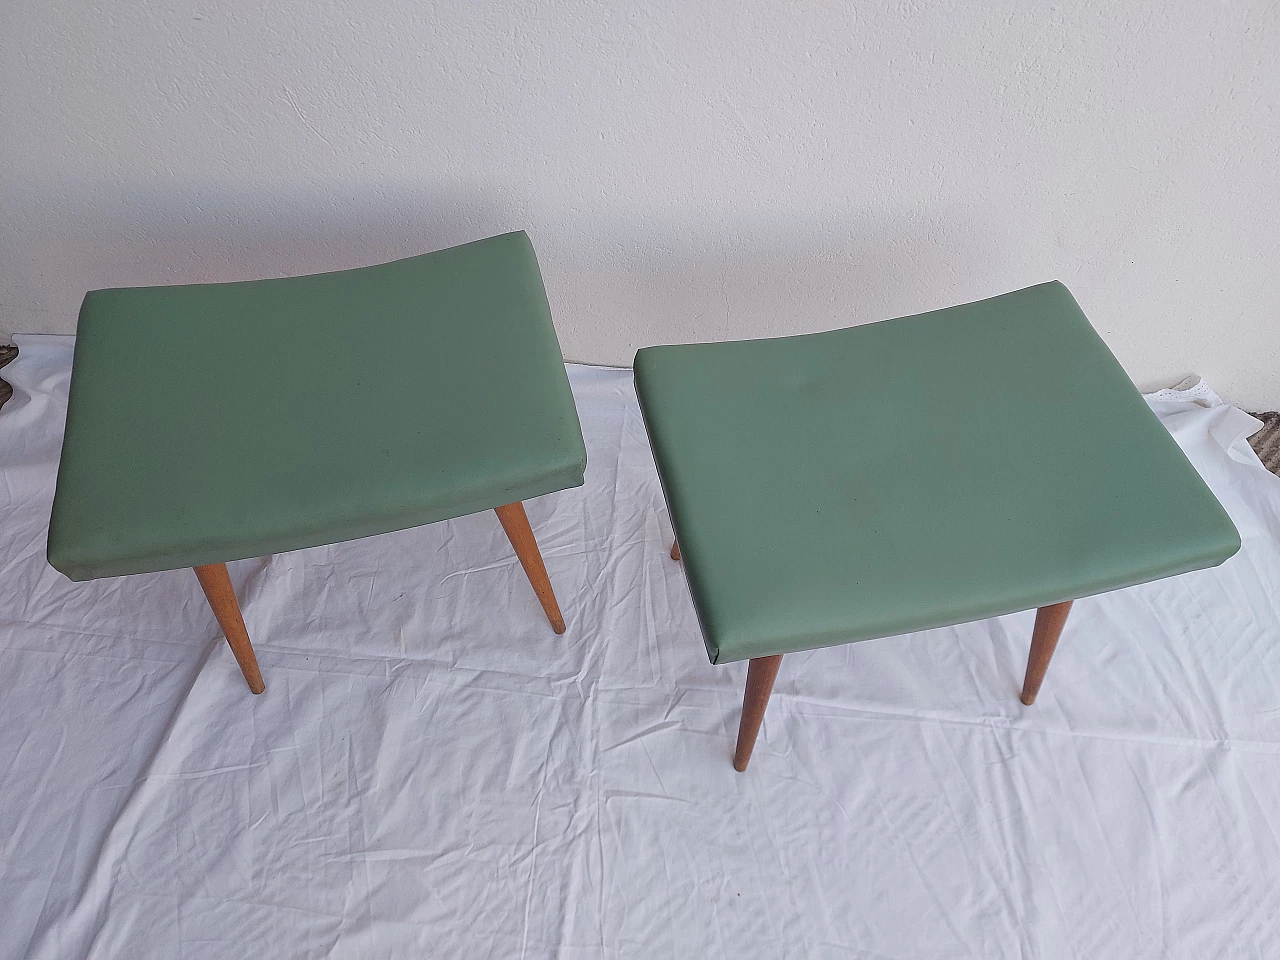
[634,282,1240,664]
[48,231,586,581]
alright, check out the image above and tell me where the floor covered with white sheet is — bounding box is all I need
[2,335,1279,959]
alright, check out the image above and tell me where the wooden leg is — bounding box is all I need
[494,502,567,634]
[733,655,783,771]
[670,540,681,561]
[1020,600,1073,705]
[193,563,265,694]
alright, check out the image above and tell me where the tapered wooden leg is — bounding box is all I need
[1020,600,1073,705]
[733,655,783,771]
[193,563,265,694]
[670,540,681,561]
[494,502,567,634]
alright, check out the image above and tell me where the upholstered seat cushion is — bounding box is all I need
[48,231,586,580]
[634,282,1240,664]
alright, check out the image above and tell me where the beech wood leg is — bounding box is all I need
[495,501,567,634]
[733,655,784,771]
[1020,600,1073,705]
[193,563,265,694]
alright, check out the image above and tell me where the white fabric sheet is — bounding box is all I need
[2,335,1279,959]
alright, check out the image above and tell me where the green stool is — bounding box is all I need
[635,282,1240,770]
[48,232,586,693]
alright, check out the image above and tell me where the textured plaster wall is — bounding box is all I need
[2,1,1278,406]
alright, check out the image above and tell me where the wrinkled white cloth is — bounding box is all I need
[1,335,1278,959]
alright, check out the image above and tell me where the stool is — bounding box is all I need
[48,231,586,693]
[634,282,1240,770]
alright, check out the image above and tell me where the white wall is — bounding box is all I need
[3,1,1278,407]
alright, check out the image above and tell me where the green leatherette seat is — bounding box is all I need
[48,231,586,581]
[634,282,1240,664]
